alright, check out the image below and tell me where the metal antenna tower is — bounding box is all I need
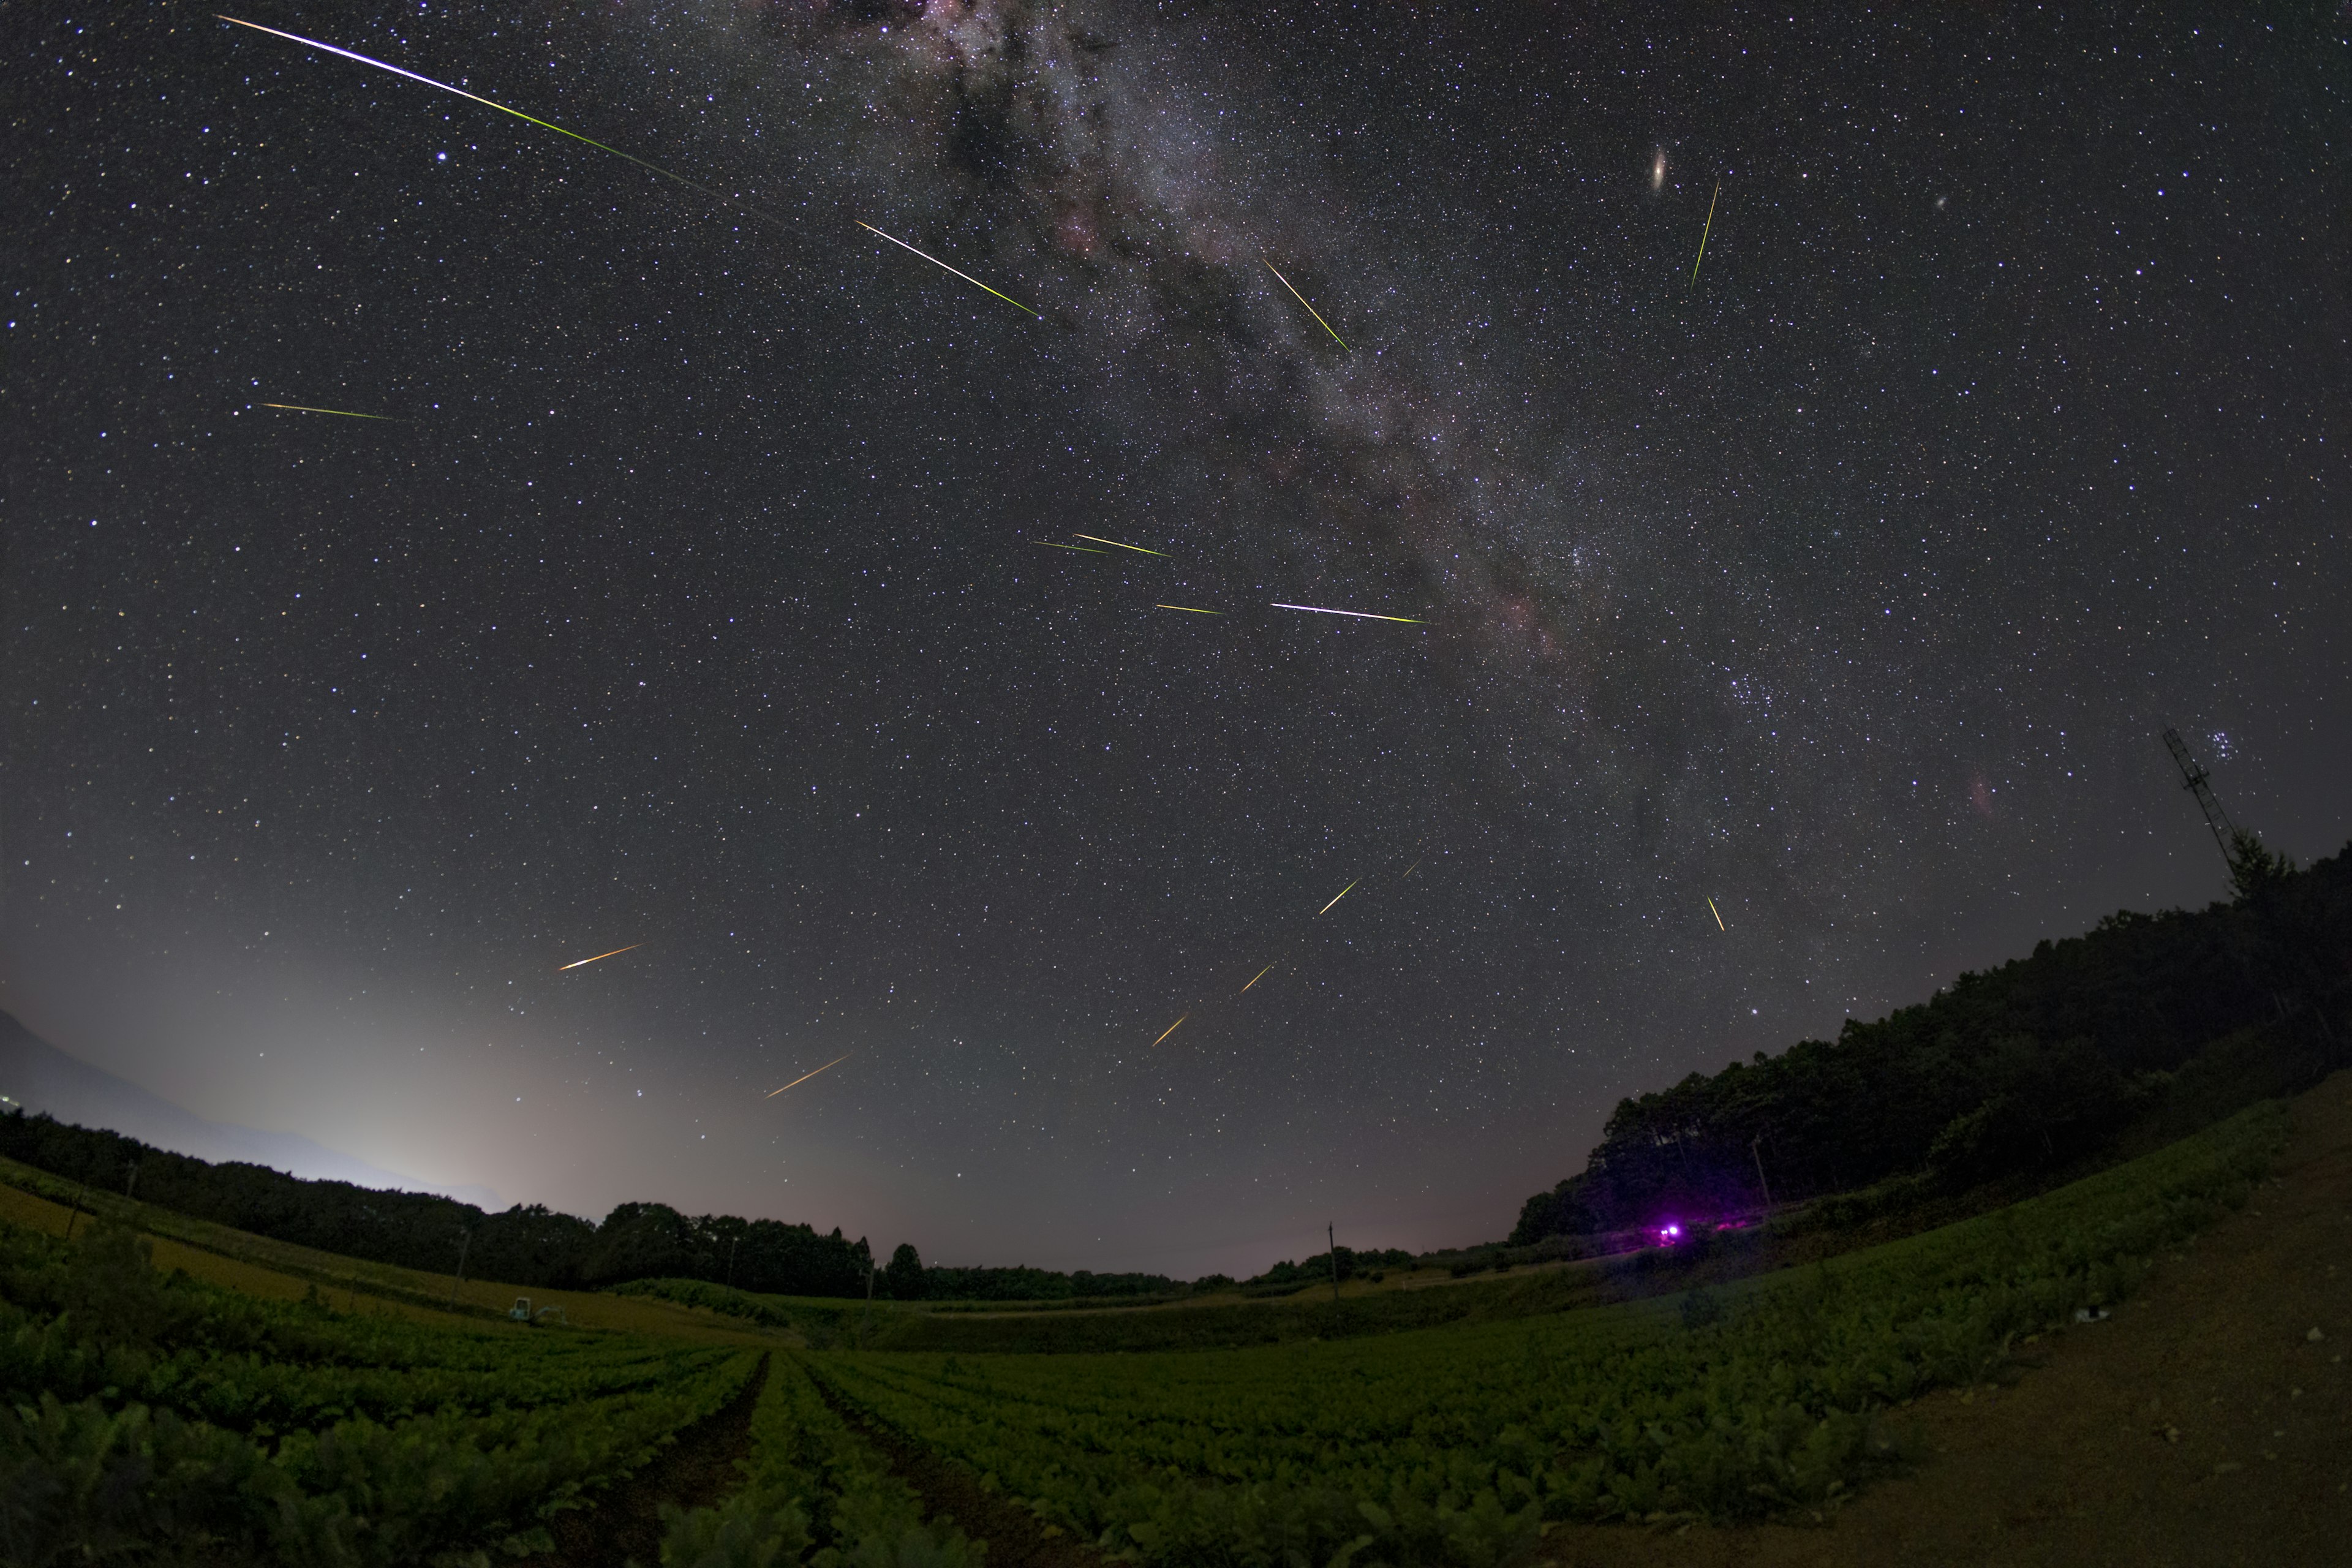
[2161,726,2237,870]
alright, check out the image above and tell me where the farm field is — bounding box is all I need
[0,1153,777,1343]
[1,1080,2343,1566]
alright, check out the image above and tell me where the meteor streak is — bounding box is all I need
[764,1053,851,1098]
[858,222,1039,318]
[1263,260,1348,349]
[1689,180,1721,288]
[1270,602,1425,625]
[1403,854,1426,878]
[1707,897,1726,932]
[1071,534,1168,557]
[1033,540,1107,553]
[1155,604,1223,615]
[1240,963,1275,992]
[557,944,641,971]
[260,402,396,420]
[1151,1013,1191,1047]
[216,17,744,214]
[1317,879,1360,916]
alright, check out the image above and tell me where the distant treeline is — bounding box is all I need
[880,1244,1180,1302]
[0,1099,1382,1299]
[0,1116,885,1295]
[1513,835,2352,1242]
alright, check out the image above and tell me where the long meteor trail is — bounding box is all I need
[1707,897,1727,932]
[1264,260,1348,348]
[260,402,397,420]
[1317,878,1360,916]
[216,17,747,215]
[1690,180,1721,288]
[1270,602,1425,625]
[1151,1013,1191,1047]
[765,1053,851,1098]
[1240,963,1275,992]
[558,944,641,971]
[858,222,1039,318]
[1071,534,1168,557]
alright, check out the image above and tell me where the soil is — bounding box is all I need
[807,1370,1110,1568]
[1539,1068,2352,1567]
[533,1352,771,1568]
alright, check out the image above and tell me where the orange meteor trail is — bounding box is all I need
[1071,534,1167,557]
[1155,604,1223,615]
[858,222,1039,317]
[1317,879,1360,916]
[1263,260,1348,348]
[557,944,641,971]
[1151,1013,1191,1047]
[260,402,397,420]
[765,1053,851,1098]
[1241,963,1275,992]
[1707,897,1727,932]
[1270,601,1425,625]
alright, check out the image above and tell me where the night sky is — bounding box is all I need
[5,3,2345,1278]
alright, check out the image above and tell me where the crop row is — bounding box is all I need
[810,1103,2286,1564]
[0,1219,763,1563]
[658,1354,981,1568]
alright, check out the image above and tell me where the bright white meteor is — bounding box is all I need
[1270,602,1425,625]
[857,222,1039,318]
[214,16,747,214]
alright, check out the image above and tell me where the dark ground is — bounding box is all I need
[1539,1068,2352,1567]
[809,1370,1109,1568]
[535,1353,771,1568]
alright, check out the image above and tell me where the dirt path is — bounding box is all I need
[1540,1069,2352,1568]
[533,1352,771,1568]
[805,1368,1109,1568]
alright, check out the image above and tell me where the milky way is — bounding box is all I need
[4,2,2343,1275]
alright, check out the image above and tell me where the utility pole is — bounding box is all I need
[64,1179,88,1242]
[124,1162,139,1202]
[1750,1134,1773,1211]
[863,1253,876,1344]
[2161,727,2239,873]
[1328,1223,1340,1305]
[448,1228,472,1311]
[727,1233,741,1291]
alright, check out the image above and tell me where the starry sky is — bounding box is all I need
[4,2,2345,1279]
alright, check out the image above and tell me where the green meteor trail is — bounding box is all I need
[858,222,1039,318]
[260,402,397,420]
[1264,260,1348,348]
[1034,540,1107,554]
[1270,601,1425,625]
[1155,604,1223,615]
[1071,533,1168,557]
[1689,181,1721,288]
[1317,878,1360,916]
[216,16,748,217]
